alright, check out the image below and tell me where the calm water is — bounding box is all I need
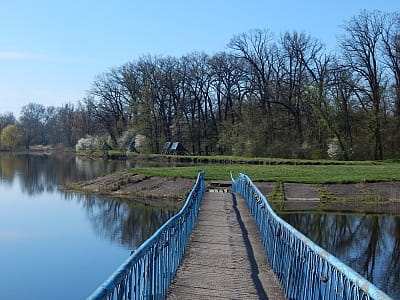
[0,153,175,300]
[281,213,400,299]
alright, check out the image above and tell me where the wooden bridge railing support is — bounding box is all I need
[231,172,391,300]
[87,171,205,300]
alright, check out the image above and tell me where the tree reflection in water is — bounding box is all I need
[281,213,400,299]
[0,153,131,194]
[0,153,176,249]
[73,193,176,249]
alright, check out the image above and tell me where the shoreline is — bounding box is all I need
[64,170,400,215]
[64,170,196,209]
[77,150,375,166]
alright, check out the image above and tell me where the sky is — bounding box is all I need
[1,0,399,118]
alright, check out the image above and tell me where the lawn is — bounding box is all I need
[131,161,400,184]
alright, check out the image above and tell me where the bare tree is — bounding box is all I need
[278,31,324,147]
[0,112,16,133]
[19,103,46,148]
[340,10,386,159]
[228,29,276,146]
[208,52,244,124]
[90,71,128,146]
[57,103,76,147]
[180,52,214,154]
[381,12,400,120]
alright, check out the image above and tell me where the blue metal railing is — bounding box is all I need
[87,171,205,300]
[231,173,391,300]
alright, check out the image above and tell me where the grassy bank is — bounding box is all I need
[111,151,380,165]
[77,150,400,183]
[131,162,400,184]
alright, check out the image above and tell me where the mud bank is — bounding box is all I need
[65,170,195,209]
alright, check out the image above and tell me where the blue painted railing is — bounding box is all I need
[87,171,205,300]
[231,173,391,300]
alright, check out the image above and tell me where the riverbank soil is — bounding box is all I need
[255,182,400,214]
[65,170,195,208]
[320,182,400,214]
[66,171,400,214]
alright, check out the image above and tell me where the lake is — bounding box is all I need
[281,212,400,299]
[0,153,175,300]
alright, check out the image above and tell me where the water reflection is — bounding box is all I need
[0,153,177,248]
[78,194,175,249]
[0,153,190,195]
[0,153,177,299]
[281,213,400,299]
[0,153,130,194]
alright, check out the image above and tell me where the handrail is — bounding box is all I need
[87,171,205,300]
[231,172,391,300]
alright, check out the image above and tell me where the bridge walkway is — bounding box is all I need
[167,191,286,299]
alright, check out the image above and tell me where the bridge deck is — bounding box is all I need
[167,191,286,299]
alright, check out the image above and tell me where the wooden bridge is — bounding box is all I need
[167,190,286,299]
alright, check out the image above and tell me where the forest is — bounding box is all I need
[1,10,399,160]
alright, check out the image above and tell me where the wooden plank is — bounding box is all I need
[167,191,286,299]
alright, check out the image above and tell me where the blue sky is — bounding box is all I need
[1,0,399,117]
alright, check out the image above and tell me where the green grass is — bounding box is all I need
[268,181,285,211]
[317,185,339,202]
[115,151,379,165]
[268,182,285,201]
[130,162,400,184]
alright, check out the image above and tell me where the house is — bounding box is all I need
[162,141,189,155]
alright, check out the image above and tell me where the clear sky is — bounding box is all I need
[1,0,399,118]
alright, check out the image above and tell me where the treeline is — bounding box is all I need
[0,102,97,150]
[1,10,400,160]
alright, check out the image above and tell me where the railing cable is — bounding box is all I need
[231,172,391,300]
[87,171,205,300]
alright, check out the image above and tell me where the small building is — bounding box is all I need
[162,141,189,155]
